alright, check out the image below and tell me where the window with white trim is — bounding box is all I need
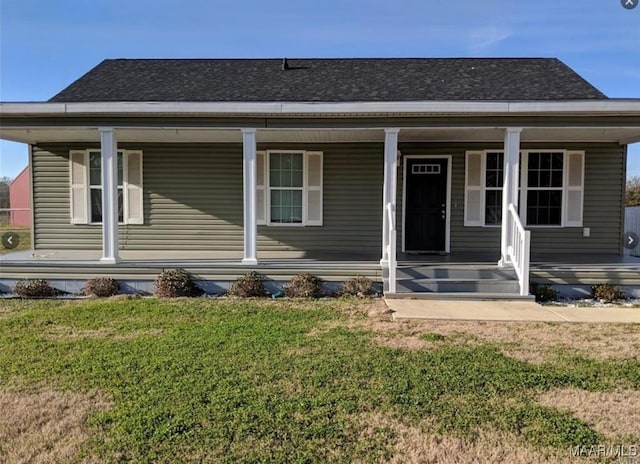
[524,152,563,226]
[89,152,124,223]
[69,150,144,225]
[484,152,503,226]
[256,150,323,226]
[464,150,584,227]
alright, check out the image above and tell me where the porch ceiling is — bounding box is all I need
[2,126,640,145]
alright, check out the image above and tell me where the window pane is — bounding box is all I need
[89,153,101,186]
[485,153,503,188]
[486,171,497,188]
[117,153,124,186]
[291,154,303,170]
[292,169,303,187]
[271,153,281,170]
[118,188,124,223]
[270,169,281,187]
[270,189,302,223]
[539,171,550,187]
[91,188,124,223]
[270,153,303,189]
[528,170,539,188]
[91,189,102,223]
[551,170,563,187]
[526,190,562,226]
[540,154,551,170]
[485,190,503,225]
[528,153,564,188]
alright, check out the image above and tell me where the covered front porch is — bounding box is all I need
[2,100,640,297]
[2,247,638,297]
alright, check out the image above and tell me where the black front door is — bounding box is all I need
[405,158,448,252]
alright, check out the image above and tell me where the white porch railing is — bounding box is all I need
[507,203,531,296]
[386,202,397,294]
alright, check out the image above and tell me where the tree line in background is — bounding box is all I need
[628,176,640,207]
[0,177,11,209]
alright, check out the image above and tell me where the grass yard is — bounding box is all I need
[0,298,639,463]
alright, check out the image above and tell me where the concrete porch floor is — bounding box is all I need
[2,249,639,268]
[386,299,640,323]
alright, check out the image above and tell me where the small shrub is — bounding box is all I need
[591,283,625,303]
[154,269,200,298]
[341,276,375,298]
[284,273,323,298]
[13,279,58,298]
[83,277,120,297]
[228,271,266,297]
[531,284,558,303]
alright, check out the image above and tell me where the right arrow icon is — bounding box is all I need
[624,232,639,250]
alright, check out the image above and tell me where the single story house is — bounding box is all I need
[1,58,639,297]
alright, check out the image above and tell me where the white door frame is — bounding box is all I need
[402,154,452,253]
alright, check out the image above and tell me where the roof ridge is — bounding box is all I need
[102,57,559,62]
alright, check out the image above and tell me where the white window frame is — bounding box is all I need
[87,150,126,225]
[465,149,585,228]
[70,149,142,226]
[519,150,564,229]
[264,150,322,227]
[483,151,504,227]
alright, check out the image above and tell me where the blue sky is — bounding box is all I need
[1,0,638,178]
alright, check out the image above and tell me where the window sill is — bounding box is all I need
[265,223,306,227]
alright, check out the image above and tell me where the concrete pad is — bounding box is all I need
[550,306,640,323]
[386,299,640,323]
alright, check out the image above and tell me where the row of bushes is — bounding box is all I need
[531,283,627,303]
[10,270,377,299]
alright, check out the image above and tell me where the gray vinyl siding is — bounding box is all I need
[32,141,624,257]
[257,143,382,254]
[32,143,383,255]
[396,142,625,256]
[32,147,100,250]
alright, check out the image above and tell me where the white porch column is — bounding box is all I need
[241,128,258,265]
[381,128,399,263]
[99,128,119,264]
[499,127,522,267]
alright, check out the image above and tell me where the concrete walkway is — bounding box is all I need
[386,299,640,323]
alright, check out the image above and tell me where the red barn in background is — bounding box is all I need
[9,166,30,227]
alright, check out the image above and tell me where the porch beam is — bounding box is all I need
[241,128,258,265]
[381,128,399,263]
[499,127,522,267]
[99,128,119,264]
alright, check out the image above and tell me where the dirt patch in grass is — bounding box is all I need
[43,326,165,341]
[350,302,640,362]
[356,412,584,464]
[0,387,111,464]
[538,388,640,441]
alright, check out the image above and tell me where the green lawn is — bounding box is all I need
[0,298,638,463]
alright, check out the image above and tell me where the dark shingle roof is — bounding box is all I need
[49,58,607,103]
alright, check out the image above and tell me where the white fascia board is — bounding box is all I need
[1,99,640,116]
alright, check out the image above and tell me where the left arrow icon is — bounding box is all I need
[2,232,20,250]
